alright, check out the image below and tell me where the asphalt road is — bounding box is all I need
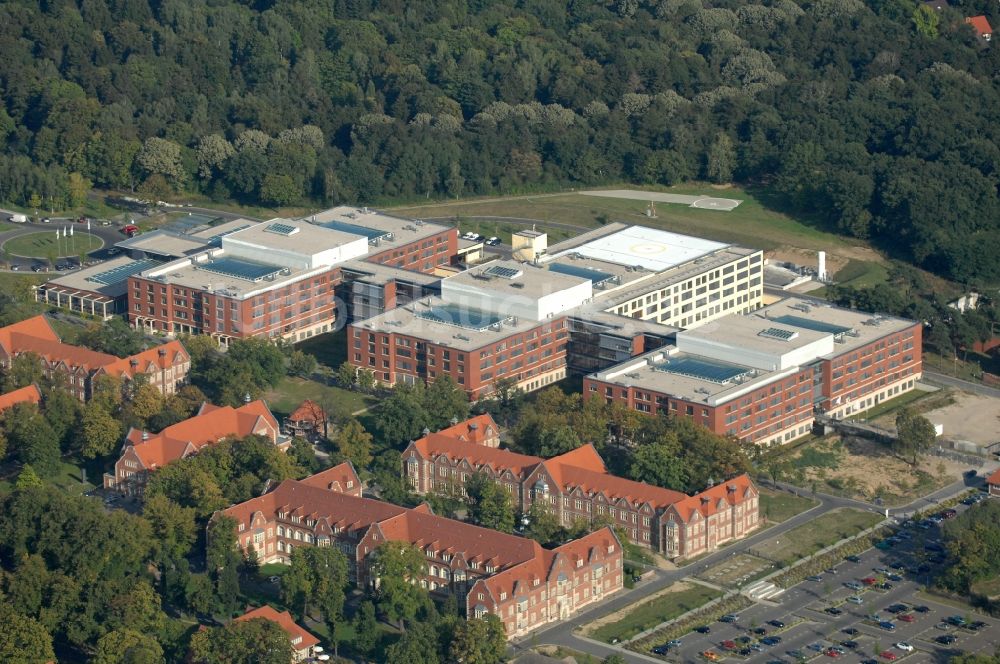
[923,370,1000,400]
[655,495,998,664]
[514,479,990,664]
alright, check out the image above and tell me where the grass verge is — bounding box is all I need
[390,185,861,254]
[588,582,722,643]
[751,509,883,565]
[3,231,103,258]
[758,487,819,523]
[264,376,376,419]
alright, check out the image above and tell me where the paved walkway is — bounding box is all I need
[581,189,743,211]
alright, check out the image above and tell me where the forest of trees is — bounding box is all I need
[0,0,998,282]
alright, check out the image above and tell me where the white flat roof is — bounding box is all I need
[556,226,729,273]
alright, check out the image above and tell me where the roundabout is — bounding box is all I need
[2,230,103,258]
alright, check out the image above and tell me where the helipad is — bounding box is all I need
[555,225,729,272]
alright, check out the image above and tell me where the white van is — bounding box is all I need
[9,213,27,223]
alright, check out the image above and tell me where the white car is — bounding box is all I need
[895,642,914,652]
[847,596,864,604]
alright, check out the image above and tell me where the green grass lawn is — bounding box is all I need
[3,231,103,258]
[971,575,1000,599]
[753,509,883,564]
[0,458,95,495]
[758,487,818,523]
[829,259,890,289]
[392,184,860,254]
[296,329,348,369]
[589,582,722,643]
[264,376,376,418]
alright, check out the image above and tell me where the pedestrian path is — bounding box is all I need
[743,580,785,601]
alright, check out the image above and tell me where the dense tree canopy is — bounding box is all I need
[0,0,997,282]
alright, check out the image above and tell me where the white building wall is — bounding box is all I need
[676,332,834,371]
[224,235,368,270]
[441,276,592,321]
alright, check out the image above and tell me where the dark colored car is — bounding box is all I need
[913,605,930,613]
[845,555,861,563]
[842,628,860,636]
[841,640,859,649]
[761,636,782,645]
[695,625,711,633]
[886,604,908,614]
[825,607,843,615]
[753,627,768,635]
[720,614,738,623]
[936,635,958,645]
[769,620,785,628]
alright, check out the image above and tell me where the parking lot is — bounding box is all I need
[648,495,998,663]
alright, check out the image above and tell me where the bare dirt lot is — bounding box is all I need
[775,434,971,506]
[906,390,1000,447]
[766,244,886,273]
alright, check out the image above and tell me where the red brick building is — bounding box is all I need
[126,208,457,344]
[219,468,623,639]
[585,298,922,446]
[988,468,1000,498]
[283,399,328,440]
[402,436,760,559]
[0,384,42,412]
[0,315,189,401]
[233,606,319,662]
[105,400,283,495]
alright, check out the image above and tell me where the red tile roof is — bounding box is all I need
[966,15,993,36]
[412,433,543,475]
[480,526,619,599]
[987,468,1000,486]
[128,400,279,470]
[234,605,319,651]
[434,414,500,446]
[0,384,42,412]
[299,461,362,495]
[0,315,188,380]
[225,480,407,538]
[227,475,564,572]
[287,399,326,424]
[412,438,687,509]
[668,474,757,522]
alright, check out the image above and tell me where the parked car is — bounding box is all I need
[486,236,501,246]
[847,596,864,604]
[845,555,862,563]
[887,573,903,582]
[895,642,913,652]
[841,641,859,649]
[968,621,988,631]
[9,264,19,271]
[913,605,930,613]
[862,577,878,585]
[846,581,864,590]
[842,628,860,636]
[720,614,738,623]
[899,614,915,623]
[879,621,897,631]
[807,575,824,582]
[761,637,781,646]
[880,651,897,661]
[935,635,957,645]
[825,607,844,616]
[768,620,785,628]
[701,651,720,661]
[886,604,908,614]
[695,625,711,634]
[825,650,841,658]
[720,640,737,650]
